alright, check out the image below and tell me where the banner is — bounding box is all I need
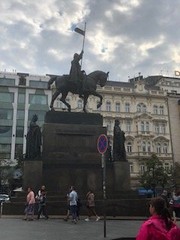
[74,27,85,36]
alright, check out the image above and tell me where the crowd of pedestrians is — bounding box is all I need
[23,185,100,223]
[22,185,180,239]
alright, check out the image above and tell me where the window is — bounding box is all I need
[29,94,47,105]
[115,102,120,112]
[125,102,130,112]
[0,126,12,137]
[106,101,111,112]
[0,78,15,86]
[163,143,168,154]
[0,92,14,102]
[146,122,150,132]
[137,103,146,113]
[142,141,146,152]
[153,105,158,114]
[161,123,166,134]
[126,120,131,132]
[164,163,170,171]
[127,142,132,153]
[0,109,13,120]
[130,164,134,173]
[140,165,145,174]
[18,94,25,103]
[141,121,145,132]
[156,143,161,154]
[0,144,11,152]
[28,111,46,121]
[29,80,48,89]
[16,126,24,138]
[159,106,164,115]
[147,142,151,152]
[17,110,25,120]
[77,99,83,109]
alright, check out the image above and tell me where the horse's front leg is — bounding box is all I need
[50,90,60,109]
[91,92,103,108]
[83,95,88,113]
[60,92,71,112]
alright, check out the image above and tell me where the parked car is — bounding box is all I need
[138,187,154,198]
[0,194,10,203]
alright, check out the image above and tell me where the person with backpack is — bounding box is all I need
[136,197,180,240]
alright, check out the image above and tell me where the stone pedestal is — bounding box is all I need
[113,161,130,191]
[42,111,106,197]
[23,160,42,191]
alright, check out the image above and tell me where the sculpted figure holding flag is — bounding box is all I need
[69,50,85,98]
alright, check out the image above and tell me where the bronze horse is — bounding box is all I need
[48,70,109,112]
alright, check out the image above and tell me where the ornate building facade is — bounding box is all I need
[0,71,179,188]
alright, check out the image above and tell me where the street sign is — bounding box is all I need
[97,134,108,154]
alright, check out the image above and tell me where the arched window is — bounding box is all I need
[77,99,83,109]
[137,103,146,113]
[115,102,120,112]
[106,101,111,112]
[153,105,158,114]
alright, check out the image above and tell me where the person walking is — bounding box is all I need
[64,188,71,221]
[37,187,48,220]
[69,186,78,224]
[24,187,35,221]
[136,197,180,240]
[85,190,100,222]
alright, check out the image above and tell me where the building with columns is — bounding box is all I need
[0,71,179,188]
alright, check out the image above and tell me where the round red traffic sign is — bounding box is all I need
[97,134,108,154]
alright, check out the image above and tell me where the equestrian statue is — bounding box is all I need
[48,50,109,112]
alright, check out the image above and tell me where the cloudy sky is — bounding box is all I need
[0,0,180,82]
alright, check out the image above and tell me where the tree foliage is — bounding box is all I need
[139,154,171,191]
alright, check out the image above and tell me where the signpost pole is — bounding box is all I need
[97,134,108,238]
[102,153,107,238]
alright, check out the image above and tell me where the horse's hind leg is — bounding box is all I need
[50,90,60,109]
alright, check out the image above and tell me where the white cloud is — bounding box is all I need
[0,0,180,80]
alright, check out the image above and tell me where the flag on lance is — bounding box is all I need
[74,27,85,36]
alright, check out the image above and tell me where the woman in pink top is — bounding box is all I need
[136,197,180,240]
[24,187,35,221]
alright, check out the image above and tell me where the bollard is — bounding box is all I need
[0,201,3,218]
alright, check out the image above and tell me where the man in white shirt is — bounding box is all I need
[69,186,78,223]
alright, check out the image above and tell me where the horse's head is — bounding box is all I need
[99,71,109,87]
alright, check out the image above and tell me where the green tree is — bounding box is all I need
[173,162,180,188]
[139,154,171,196]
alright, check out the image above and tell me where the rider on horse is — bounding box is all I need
[69,50,85,98]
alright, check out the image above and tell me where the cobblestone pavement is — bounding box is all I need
[0,216,141,240]
[1,216,179,240]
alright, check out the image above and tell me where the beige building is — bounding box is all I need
[54,76,174,188]
[1,71,179,188]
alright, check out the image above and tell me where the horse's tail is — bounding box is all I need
[48,76,57,89]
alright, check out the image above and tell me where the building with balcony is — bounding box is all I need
[1,71,179,188]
